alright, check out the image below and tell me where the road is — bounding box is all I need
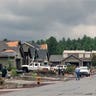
[1,75,96,96]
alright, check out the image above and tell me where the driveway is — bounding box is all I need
[1,75,96,96]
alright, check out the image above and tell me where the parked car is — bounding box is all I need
[79,66,90,77]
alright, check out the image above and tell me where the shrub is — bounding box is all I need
[11,68,17,77]
[7,63,12,71]
[66,65,75,74]
[0,77,4,85]
[31,72,37,80]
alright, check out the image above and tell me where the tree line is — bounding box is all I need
[35,35,96,56]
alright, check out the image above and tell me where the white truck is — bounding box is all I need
[51,65,67,71]
[22,61,50,72]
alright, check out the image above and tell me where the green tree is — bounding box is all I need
[56,38,66,54]
[66,38,73,50]
[81,35,93,51]
[36,39,45,45]
[46,36,58,55]
[91,54,96,66]
[3,38,8,41]
[93,37,96,50]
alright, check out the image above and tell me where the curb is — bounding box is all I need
[0,88,23,92]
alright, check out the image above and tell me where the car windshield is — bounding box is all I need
[80,67,88,70]
[57,66,63,68]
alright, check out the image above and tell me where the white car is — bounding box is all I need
[79,66,90,77]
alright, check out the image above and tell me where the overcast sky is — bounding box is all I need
[0,0,96,41]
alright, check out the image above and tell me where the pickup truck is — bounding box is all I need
[51,65,67,71]
[22,62,50,72]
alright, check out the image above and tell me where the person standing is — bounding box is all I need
[1,66,7,78]
[58,66,61,75]
[75,66,80,80]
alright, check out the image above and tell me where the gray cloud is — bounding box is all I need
[0,0,96,41]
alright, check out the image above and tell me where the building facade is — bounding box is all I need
[21,42,49,65]
[62,50,96,66]
[0,41,22,70]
